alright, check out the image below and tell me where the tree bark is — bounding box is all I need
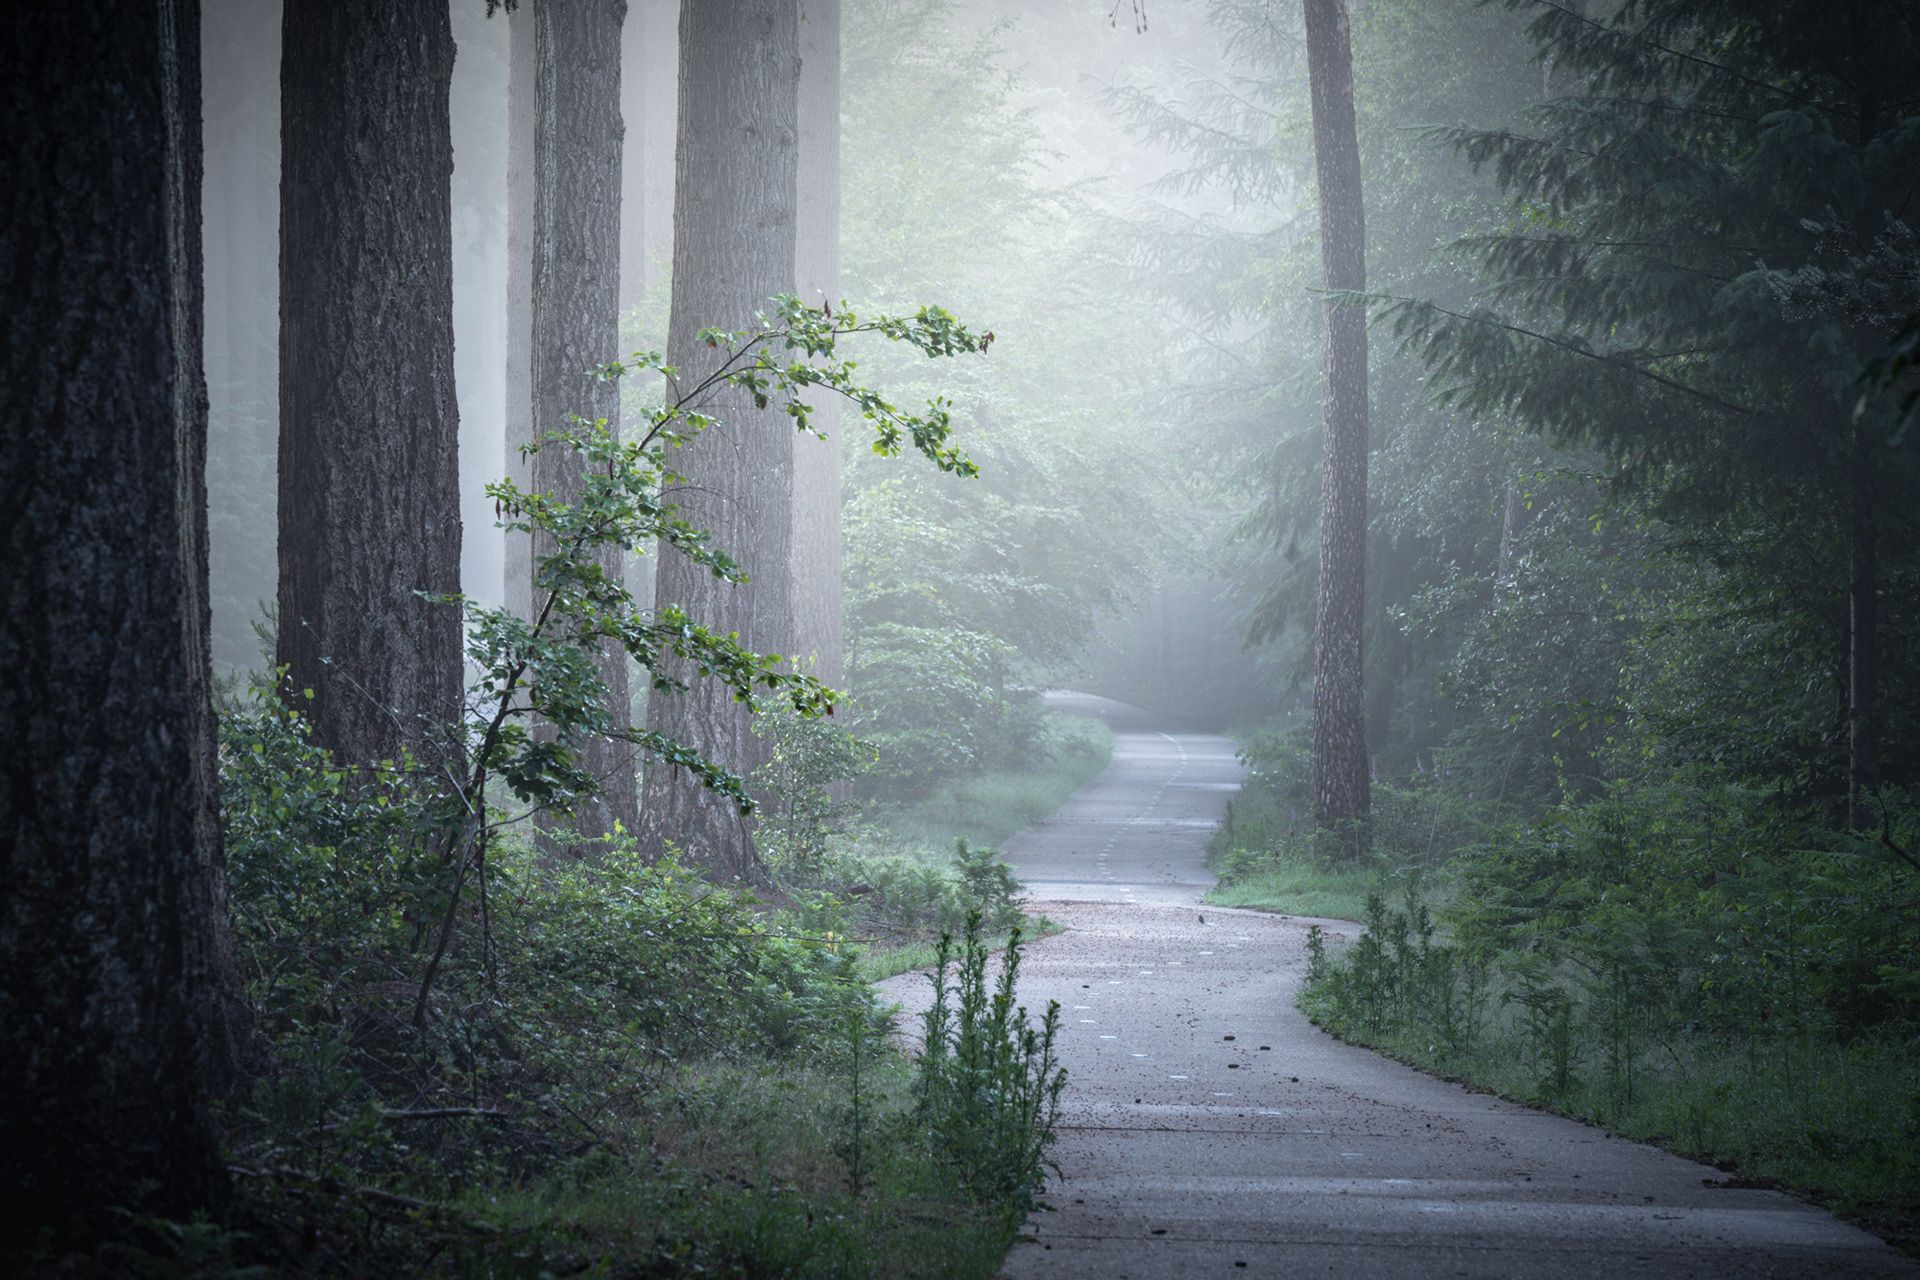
[640,0,800,881]
[792,0,845,689]
[171,0,250,1092]
[1304,0,1371,831]
[2,0,233,1234]
[513,0,637,842]
[277,0,463,769]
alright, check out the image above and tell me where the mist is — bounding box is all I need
[8,0,1918,1269]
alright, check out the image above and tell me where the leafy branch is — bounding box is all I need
[410,298,991,1024]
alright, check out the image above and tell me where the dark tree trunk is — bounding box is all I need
[278,0,463,769]
[640,0,800,881]
[792,0,845,689]
[1304,0,1371,832]
[1,0,233,1235]
[513,0,637,841]
[173,0,250,1090]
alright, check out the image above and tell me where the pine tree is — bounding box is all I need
[639,0,801,880]
[1382,0,1920,822]
[2,0,235,1235]
[278,0,463,768]
[505,0,637,841]
[1304,0,1371,830]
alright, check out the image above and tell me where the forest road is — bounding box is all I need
[878,692,1914,1279]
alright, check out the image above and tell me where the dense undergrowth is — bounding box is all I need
[145,693,1072,1278]
[752,703,1108,980]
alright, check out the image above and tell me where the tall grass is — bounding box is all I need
[1302,888,1920,1250]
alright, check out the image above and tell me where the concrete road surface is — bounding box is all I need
[878,692,1913,1278]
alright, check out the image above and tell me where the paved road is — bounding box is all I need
[879,692,1913,1278]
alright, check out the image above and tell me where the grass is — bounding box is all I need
[454,1062,1020,1279]
[1300,897,1920,1255]
[1202,785,1442,923]
[187,1057,1022,1279]
[869,713,1113,853]
[1305,984,1920,1251]
[1204,851,1382,922]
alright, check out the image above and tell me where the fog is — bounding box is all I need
[201,0,1258,720]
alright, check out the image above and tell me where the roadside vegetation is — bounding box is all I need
[1134,0,1920,1249]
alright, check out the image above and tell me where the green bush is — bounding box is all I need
[913,914,1067,1219]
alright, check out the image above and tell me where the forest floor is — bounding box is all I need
[878,692,1914,1277]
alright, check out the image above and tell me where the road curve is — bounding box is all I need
[880,692,1912,1278]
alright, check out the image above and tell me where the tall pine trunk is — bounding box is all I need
[2,0,234,1234]
[277,0,463,768]
[640,0,800,881]
[1304,0,1371,833]
[792,0,845,689]
[506,0,636,841]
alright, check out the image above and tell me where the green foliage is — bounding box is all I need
[1300,782,1920,1243]
[914,915,1067,1219]
[218,703,1051,1274]
[844,623,1035,793]
[201,293,1079,1273]
[751,693,879,878]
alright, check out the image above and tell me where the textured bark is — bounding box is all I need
[640,0,800,881]
[519,0,638,840]
[1304,0,1371,829]
[1,0,231,1233]
[792,0,845,689]
[170,0,249,1089]
[278,0,463,768]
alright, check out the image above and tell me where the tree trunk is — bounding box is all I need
[277,0,463,769]
[792,0,845,689]
[640,0,800,881]
[518,0,637,842]
[1304,0,1371,832]
[2,0,233,1234]
[172,0,249,1092]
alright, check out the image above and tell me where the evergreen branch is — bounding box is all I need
[1510,0,1817,107]
[1370,291,1760,418]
